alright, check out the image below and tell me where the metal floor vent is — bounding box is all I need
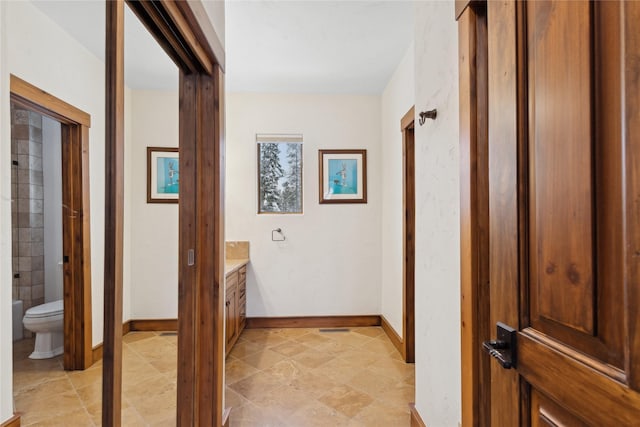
[160,332,178,336]
[318,328,350,333]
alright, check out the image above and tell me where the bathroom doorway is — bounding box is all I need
[10,75,93,371]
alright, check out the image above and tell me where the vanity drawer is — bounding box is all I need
[239,266,247,283]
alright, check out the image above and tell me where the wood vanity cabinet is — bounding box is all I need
[225,265,247,356]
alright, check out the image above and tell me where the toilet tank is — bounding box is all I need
[13,300,23,341]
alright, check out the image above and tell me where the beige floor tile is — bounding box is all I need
[318,384,374,418]
[368,358,415,381]
[226,386,250,409]
[288,371,340,399]
[241,348,287,370]
[286,399,351,427]
[229,402,284,427]
[226,358,260,385]
[23,406,95,427]
[229,340,263,359]
[13,327,414,426]
[251,383,314,416]
[122,331,156,344]
[352,327,385,338]
[325,332,373,348]
[346,368,399,396]
[263,359,305,383]
[293,332,333,348]
[311,357,364,385]
[352,400,412,426]
[230,371,284,401]
[291,348,335,369]
[270,340,310,357]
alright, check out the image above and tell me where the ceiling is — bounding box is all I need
[31,0,413,94]
[225,1,414,94]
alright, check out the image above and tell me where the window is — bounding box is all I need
[257,134,303,214]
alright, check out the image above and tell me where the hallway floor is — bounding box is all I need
[13,327,414,426]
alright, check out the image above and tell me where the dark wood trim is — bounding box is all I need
[456,1,486,21]
[409,403,427,427]
[0,415,20,427]
[624,0,640,390]
[10,76,93,371]
[168,0,225,72]
[106,2,225,424]
[92,343,103,365]
[246,315,381,329]
[103,1,125,425]
[380,315,404,356]
[122,320,131,336]
[129,319,178,331]
[9,75,90,127]
[0,414,20,427]
[401,106,416,364]
[459,2,489,426]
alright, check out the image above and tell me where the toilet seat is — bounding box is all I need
[24,300,63,319]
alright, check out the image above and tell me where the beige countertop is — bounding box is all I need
[225,258,249,275]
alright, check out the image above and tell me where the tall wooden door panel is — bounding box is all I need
[487,0,640,424]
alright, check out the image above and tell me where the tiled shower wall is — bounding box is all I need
[11,104,45,336]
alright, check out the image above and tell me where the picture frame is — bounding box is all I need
[318,149,367,204]
[147,147,179,203]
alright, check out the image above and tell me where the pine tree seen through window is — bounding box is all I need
[257,134,303,214]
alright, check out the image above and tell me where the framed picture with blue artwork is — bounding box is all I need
[147,147,179,203]
[318,149,367,204]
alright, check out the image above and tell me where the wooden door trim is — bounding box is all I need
[103,1,225,425]
[458,2,489,426]
[624,0,640,391]
[10,74,93,371]
[103,1,125,424]
[401,106,415,363]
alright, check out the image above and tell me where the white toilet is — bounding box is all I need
[22,299,64,359]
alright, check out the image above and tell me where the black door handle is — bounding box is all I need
[482,322,517,369]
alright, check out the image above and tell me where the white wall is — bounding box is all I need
[42,117,63,303]
[413,1,461,426]
[380,44,415,336]
[129,90,179,319]
[226,93,382,317]
[123,86,133,321]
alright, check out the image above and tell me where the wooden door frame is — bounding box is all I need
[401,106,415,363]
[103,1,225,425]
[9,74,93,371]
[457,1,490,426]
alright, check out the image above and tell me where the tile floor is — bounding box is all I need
[13,327,414,426]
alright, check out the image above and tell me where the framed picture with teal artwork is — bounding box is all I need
[147,147,179,203]
[318,149,367,204]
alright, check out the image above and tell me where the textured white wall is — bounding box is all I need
[42,117,63,303]
[129,90,179,319]
[413,1,461,426]
[380,44,415,336]
[226,93,382,318]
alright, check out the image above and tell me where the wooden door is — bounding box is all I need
[486,0,640,425]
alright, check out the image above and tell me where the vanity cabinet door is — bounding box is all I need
[225,272,239,353]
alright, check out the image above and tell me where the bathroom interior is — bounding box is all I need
[7,0,417,424]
